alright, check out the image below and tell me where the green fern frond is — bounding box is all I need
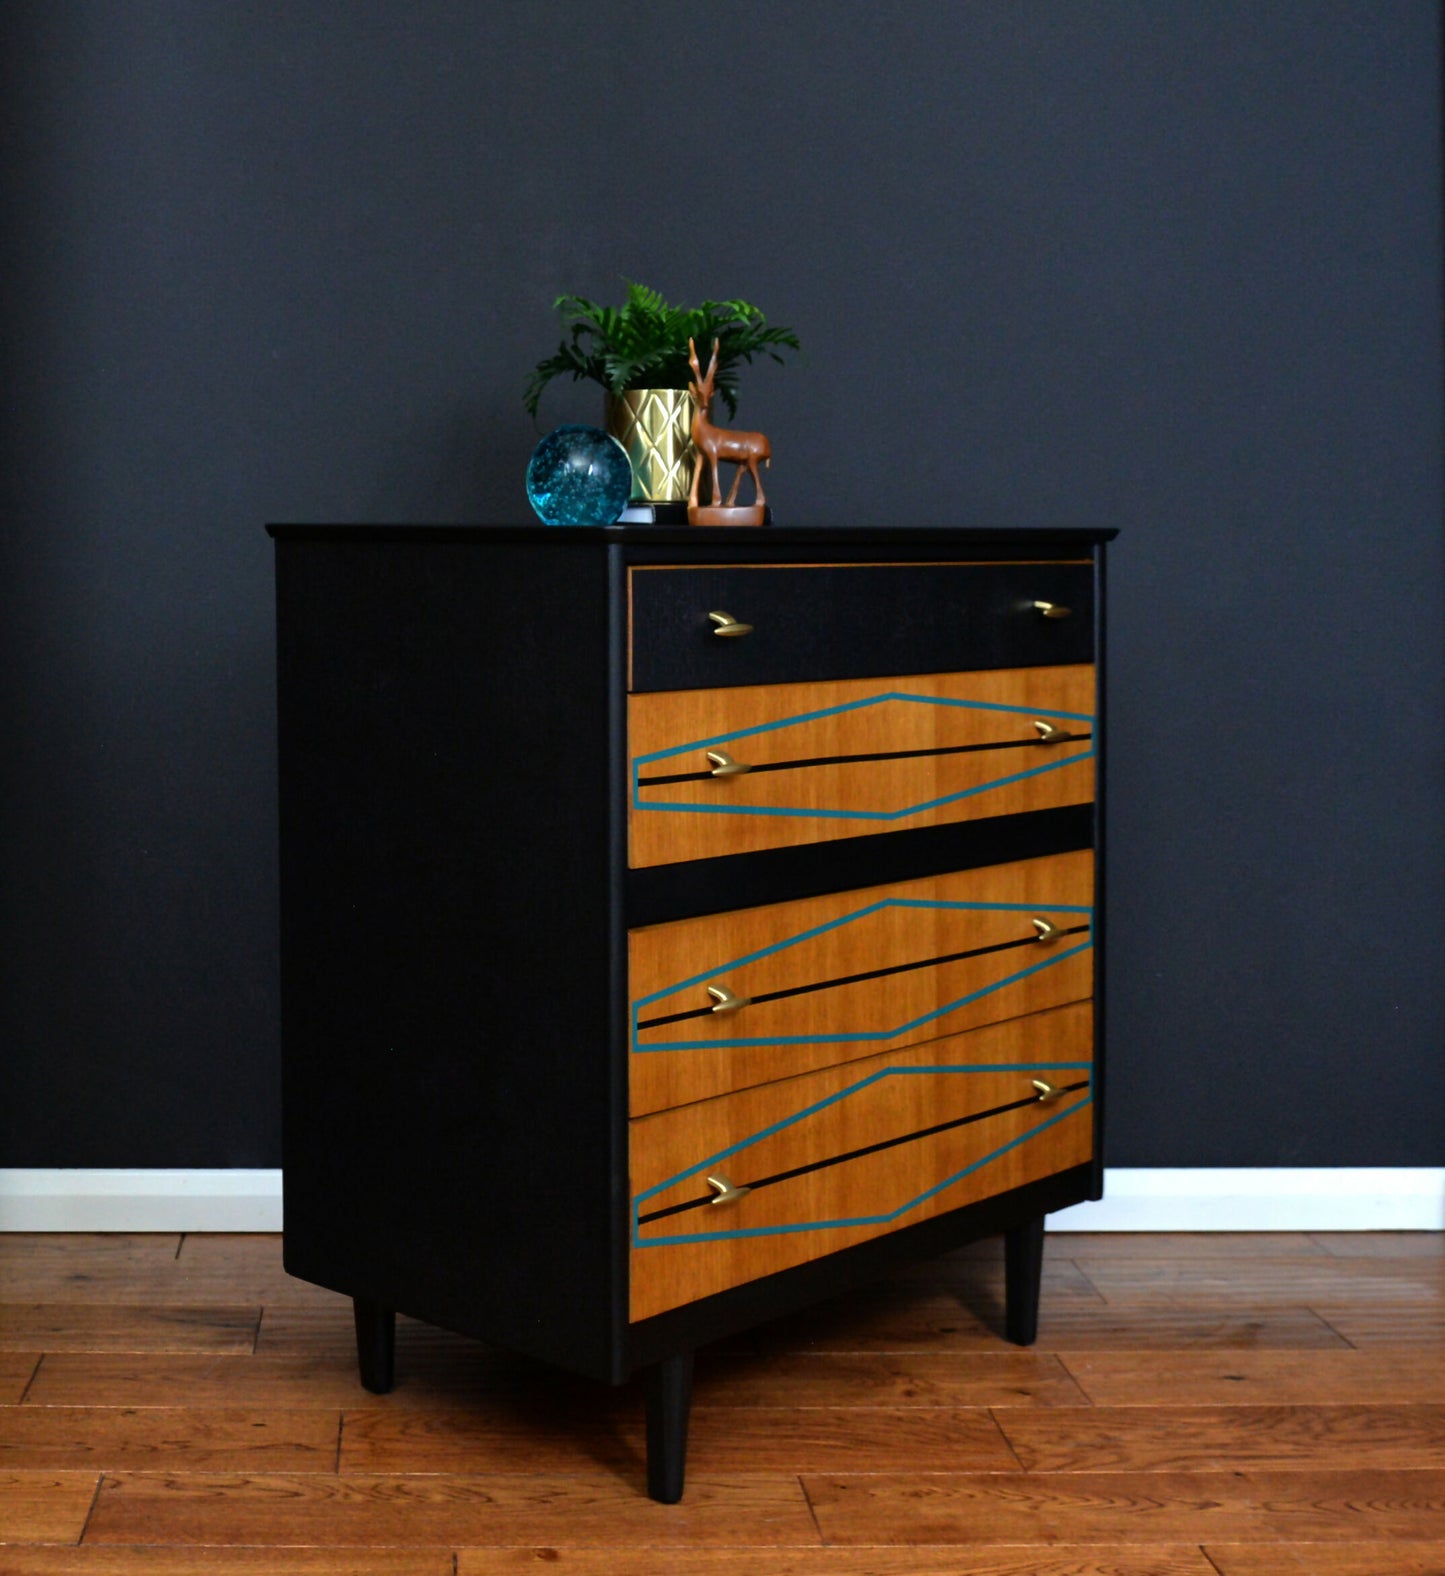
[524,282,800,419]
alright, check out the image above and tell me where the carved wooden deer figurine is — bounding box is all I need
[687,337,770,518]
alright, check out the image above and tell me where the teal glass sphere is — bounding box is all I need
[526,425,632,526]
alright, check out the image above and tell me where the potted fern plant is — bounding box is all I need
[524,282,799,505]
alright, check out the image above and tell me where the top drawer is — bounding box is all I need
[630,562,1093,692]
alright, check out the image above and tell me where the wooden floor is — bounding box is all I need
[1,1231,1444,1572]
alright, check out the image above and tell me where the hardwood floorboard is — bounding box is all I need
[256,1307,502,1358]
[755,1290,1347,1353]
[1035,1306,1348,1351]
[691,1350,1089,1407]
[884,1258,1106,1301]
[169,1235,348,1308]
[0,1237,182,1302]
[1059,1350,1445,1407]
[2,1230,1441,1560]
[1050,1233,1329,1259]
[0,1549,455,1573]
[1077,1256,1445,1306]
[454,1549,1222,1574]
[802,1469,1445,1545]
[0,1355,39,1404]
[0,1305,260,1354]
[0,1406,342,1471]
[1309,1233,1445,1258]
[21,1349,606,1411]
[1204,1543,1445,1574]
[340,1403,1020,1475]
[1312,1305,1445,1347]
[81,1472,819,1547]
[997,1403,1445,1472]
[0,1469,100,1543]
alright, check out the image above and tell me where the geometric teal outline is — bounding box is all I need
[633,691,1096,821]
[632,1078,1093,1246]
[632,898,1093,1055]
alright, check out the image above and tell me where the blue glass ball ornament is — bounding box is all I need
[526,425,632,526]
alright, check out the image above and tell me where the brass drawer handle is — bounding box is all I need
[709,610,753,637]
[1031,916,1062,944]
[1034,719,1075,745]
[1032,1079,1065,1103]
[706,1172,752,1207]
[707,984,751,1014]
[1032,600,1071,619]
[706,748,751,776]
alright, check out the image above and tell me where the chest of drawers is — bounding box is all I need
[270,523,1113,1500]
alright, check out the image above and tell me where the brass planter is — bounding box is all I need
[605,387,697,503]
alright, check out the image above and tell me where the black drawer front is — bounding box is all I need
[630,562,1094,691]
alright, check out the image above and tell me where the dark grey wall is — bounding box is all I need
[2,2,1440,1168]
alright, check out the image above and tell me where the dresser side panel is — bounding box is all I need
[275,537,619,1379]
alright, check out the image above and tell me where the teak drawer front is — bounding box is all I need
[629,562,1093,691]
[630,850,1094,1117]
[629,665,1095,868]
[629,1002,1093,1321]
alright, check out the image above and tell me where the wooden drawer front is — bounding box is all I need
[629,666,1094,868]
[630,563,1093,691]
[630,851,1093,1117]
[629,1002,1093,1321]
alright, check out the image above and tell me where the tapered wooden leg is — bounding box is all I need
[1004,1214,1046,1346]
[353,1296,395,1394]
[644,1348,694,1504]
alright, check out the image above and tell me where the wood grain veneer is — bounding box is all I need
[629,1002,1093,1320]
[629,666,1095,866]
[629,849,1093,1114]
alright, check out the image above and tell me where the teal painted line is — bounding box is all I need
[634,897,1094,1011]
[891,693,1095,721]
[633,745,1094,820]
[634,1064,1093,1204]
[883,898,1095,914]
[633,691,1097,768]
[633,938,1094,1053]
[632,1095,1092,1247]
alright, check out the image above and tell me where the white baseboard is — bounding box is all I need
[0,1170,284,1232]
[0,1167,1441,1234]
[1051,1168,1445,1232]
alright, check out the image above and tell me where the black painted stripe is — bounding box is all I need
[637,732,1093,787]
[636,923,1092,1031]
[626,805,1096,930]
[635,1079,1091,1226]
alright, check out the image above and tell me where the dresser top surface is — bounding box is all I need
[267,524,1117,551]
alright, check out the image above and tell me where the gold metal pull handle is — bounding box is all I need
[706,1172,751,1206]
[1032,1079,1064,1103]
[709,611,753,637]
[1031,916,1062,944]
[1034,719,1074,745]
[1032,600,1071,619]
[706,749,751,776]
[707,984,751,1014]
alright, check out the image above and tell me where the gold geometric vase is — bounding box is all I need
[605,388,697,503]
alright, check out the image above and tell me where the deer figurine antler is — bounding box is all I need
[687,337,771,525]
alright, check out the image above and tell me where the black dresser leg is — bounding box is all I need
[353,1296,396,1394]
[643,1348,694,1504]
[1004,1214,1046,1346]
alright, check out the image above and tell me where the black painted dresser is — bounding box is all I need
[268,524,1114,1500]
